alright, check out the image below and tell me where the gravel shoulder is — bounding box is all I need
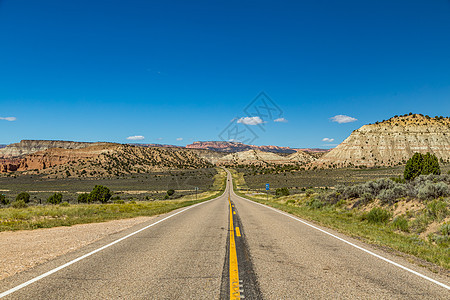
[0,216,155,280]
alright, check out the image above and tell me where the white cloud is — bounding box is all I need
[330,115,357,124]
[229,139,240,142]
[274,117,288,123]
[176,137,183,141]
[126,135,145,141]
[157,137,163,140]
[237,116,265,125]
[322,138,335,142]
[0,117,16,121]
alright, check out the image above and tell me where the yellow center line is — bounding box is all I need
[229,198,240,300]
[235,227,241,237]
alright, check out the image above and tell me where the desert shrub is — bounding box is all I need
[60,202,70,207]
[306,198,324,209]
[276,187,290,197]
[323,191,340,204]
[166,189,175,197]
[378,184,406,204]
[0,194,9,205]
[425,199,448,221]
[11,200,28,209]
[78,193,90,203]
[362,208,391,223]
[392,216,409,232]
[404,152,440,181]
[417,182,449,200]
[47,193,63,205]
[361,192,373,203]
[114,199,125,204]
[16,192,30,203]
[89,185,112,203]
[285,199,295,205]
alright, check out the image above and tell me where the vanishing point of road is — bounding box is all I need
[0,170,449,299]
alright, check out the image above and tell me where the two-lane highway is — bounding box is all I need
[0,170,449,299]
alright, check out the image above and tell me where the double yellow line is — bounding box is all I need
[228,197,241,300]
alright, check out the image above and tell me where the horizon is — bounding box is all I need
[1,1,450,148]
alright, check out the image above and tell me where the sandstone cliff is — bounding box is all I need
[0,143,214,177]
[0,140,96,158]
[315,114,450,168]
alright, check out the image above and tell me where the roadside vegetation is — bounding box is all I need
[230,155,450,270]
[0,168,226,231]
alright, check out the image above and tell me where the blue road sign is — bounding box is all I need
[265,184,269,190]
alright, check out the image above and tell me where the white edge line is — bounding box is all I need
[234,192,450,291]
[0,196,222,298]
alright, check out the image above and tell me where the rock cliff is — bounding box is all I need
[315,114,450,168]
[0,140,95,157]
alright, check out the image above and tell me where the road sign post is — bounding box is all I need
[265,184,269,201]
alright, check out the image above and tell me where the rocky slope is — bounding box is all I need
[315,114,450,168]
[287,150,317,164]
[0,140,95,158]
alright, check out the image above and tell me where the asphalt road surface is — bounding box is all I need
[1,170,449,299]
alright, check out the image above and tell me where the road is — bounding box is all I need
[0,170,449,299]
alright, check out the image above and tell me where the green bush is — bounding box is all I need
[77,193,90,203]
[0,194,9,205]
[306,198,324,209]
[11,200,28,208]
[167,189,175,197]
[409,214,430,233]
[114,199,125,204]
[305,189,314,197]
[285,199,295,205]
[47,193,63,205]
[404,152,440,181]
[16,192,31,203]
[363,208,391,224]
[276,187,290,197]
[425,199,448,221]
[440,223,450,236]
[392,216,409,232]
[89,185,112,203]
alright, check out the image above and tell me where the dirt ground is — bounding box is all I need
[0,216,155,280]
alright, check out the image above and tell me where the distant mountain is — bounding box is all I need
[0,145,6,149]
[217,149,316,166]
[314,114,450,168]
[129,143,182,148]
[186,141,298,154]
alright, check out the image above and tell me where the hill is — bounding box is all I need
[0,143,214,177]
[217,149,316,166]
[315,114,450,168]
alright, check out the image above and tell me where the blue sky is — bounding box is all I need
[1,0,449,148]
